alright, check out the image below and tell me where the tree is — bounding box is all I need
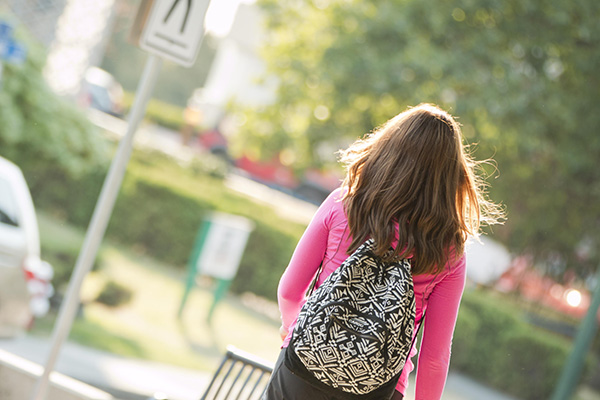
[234,0,600,276]
[0,17,109,179]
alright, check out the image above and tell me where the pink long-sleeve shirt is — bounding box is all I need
[278,188,466,399]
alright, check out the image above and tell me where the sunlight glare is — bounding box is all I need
[565,289,582,308]
[205,0,255,37]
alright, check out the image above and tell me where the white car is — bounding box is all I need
[79,67,125,118]
[0,156,53,337]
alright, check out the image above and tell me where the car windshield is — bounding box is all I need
[0,177,19,227]
[88,83,113,112]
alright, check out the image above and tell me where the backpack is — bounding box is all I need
[285,239,416,398]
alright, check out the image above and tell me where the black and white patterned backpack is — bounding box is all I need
[285,239,416,399]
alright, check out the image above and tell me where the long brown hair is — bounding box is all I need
[339,103,504,275]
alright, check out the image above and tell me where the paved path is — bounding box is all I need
[0,335,518,400]
[0,335,208,400]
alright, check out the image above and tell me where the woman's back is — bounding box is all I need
[270,104,503,400]
[278,188,467,397]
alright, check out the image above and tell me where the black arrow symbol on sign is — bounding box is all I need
[163,0,192,34]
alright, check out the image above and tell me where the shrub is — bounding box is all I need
[107,178,209,265]
[500,329,569,399]
[26,167,106,228]
[27,149,303,301]
[450,289,586,400]
[454,290,523,383]
[41,245,104,292]
[231,222,293,299]
[95,280,133,307]
[0,19,109,179]
[122,92,186,131]
[449,306,480,370]
[105,175,298,298]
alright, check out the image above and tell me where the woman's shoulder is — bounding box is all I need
[327,188,347,216]
[414,251,466,286]
[310,187,347,227]
[316,188,348,230]
[319,187,346,213]
[327,187,346,202]
[422,246,466,276]
[443,248,467,276]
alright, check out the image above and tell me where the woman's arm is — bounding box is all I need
[277,193,336,333]
[414,255,467,400]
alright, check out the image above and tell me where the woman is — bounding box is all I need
[264,103,504,400]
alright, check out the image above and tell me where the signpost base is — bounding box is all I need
[178,220,211,318]
[178,213,254,324]
[207,279,231,324]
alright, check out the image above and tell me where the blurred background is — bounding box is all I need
[0,0,599,399]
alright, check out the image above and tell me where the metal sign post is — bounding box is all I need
[30,1,211,397]
[30,54,163,400]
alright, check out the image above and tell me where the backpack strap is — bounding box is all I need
[407,312,425,361]
[306,225,349,297]
[305,262,322,297]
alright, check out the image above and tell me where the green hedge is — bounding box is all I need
[24,150,304,300]
[0,15,109,180]
[122,92,186,131]
[451,289,588,400]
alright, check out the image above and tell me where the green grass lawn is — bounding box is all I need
[33,211,282,373]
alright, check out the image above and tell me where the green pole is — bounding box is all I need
[207,278,231,324]
[551,265,600,400]
[178,219,212,318]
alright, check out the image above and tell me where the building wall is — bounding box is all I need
[198,3,277,128]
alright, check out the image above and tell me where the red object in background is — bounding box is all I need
[303,169,342,192]
[199,129,228,150]
[236,155,299,189]
[495,256,591,319]
[24,268,35,281]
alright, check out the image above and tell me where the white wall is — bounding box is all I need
[197,2,277,128]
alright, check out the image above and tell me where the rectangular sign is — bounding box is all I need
[139,0,211,67]
[195,213,254,280]
[196,223,251,280]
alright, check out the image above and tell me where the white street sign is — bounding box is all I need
[196,213,254,280]
[140,0,210,67]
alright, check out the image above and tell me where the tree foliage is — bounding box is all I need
[0,16,109,179]
[235,0,600,275]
